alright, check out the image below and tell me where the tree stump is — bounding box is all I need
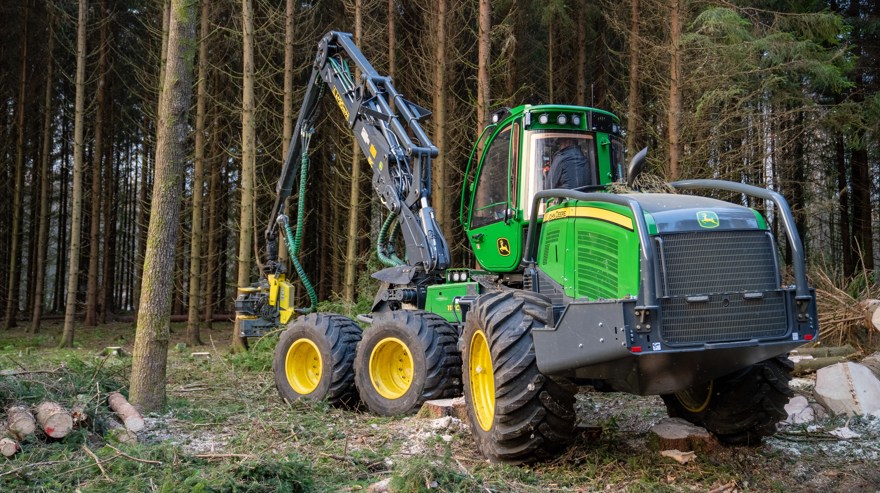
[418,397,467,421]
[648,417,718,453]
[108,392,145,432]
[6,405,36,439]
[35,401,74,438]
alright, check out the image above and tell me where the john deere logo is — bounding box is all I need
[497,238,511,256]
[697,211,720,229]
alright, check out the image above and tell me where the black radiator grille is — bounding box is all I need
[661,292,788,344]
[657,230,779,296]
[657,230,787,345]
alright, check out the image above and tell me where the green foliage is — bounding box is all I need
[389,452,481,493]
[226,331,279,372]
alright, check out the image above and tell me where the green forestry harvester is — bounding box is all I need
[235,32,818,463]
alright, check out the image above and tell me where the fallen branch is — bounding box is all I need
[0,461,64,478]
[105,443,163,465]
[81,444,113,482]
[194,453,254,459]
[0,366,64,377]
[793,356,856,376]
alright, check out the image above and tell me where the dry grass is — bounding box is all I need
[811,264,880,352]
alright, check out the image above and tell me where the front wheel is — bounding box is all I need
[462,291,576,464]
[662,356,794,445]
[272,313,361,406]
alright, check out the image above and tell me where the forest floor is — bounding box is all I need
[1,321,880,492]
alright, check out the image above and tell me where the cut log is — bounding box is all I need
[794,356,854,376]
[790,344,857,358]
[648,417,718,453]
[814,362,880,417]
[104,419,138,444]
[35,401,74,438]
[862,353,880,380]
[6,405,36,439]
[860,299,880,331]
[0,437,18,457]
[107,392,145,432]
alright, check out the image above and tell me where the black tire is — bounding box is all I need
[273,313,362,406]
[661,356,794,445]
[354,310,461,416]
[462,291,577,464]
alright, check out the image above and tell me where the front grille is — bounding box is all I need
[657,230,787,345]
[657,230,779,296]
[661,292,788,344]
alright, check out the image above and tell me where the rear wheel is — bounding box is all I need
[462,291,576,463]
[273,313,361,406]
[662,356,793,445]
[354,310,461,415]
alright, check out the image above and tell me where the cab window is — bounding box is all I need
[471,126,512,228]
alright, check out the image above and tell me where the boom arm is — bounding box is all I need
[265,31,450,274]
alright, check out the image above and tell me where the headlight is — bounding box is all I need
[539,113,549,125]
[572,115,581,126]
[557,114,567,125]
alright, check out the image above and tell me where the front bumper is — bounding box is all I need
[531,287,818,395]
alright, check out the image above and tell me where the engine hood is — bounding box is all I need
[623,193,763,234]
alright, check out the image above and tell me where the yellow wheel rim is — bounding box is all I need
[285,338,323,395]
[469,329,495,431]
[676,380,713,413]
[369,337,414,399]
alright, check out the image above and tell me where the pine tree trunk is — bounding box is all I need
[836,136,853,277]
[626,0,640,156]
[130,0,197,412]
[232,0,256,352]
[61,0,89,348]
[86,0,110,327]
[31,8,55,334]
[667,0,683,180]
[431,0,449,241]
[4,5,28,330]
[575,0,587,106]
[187,0,210,346]
[477,0,490,131]
[388,0,396,77]
[343,0,364,304]
[54,115,70,313]
[203,116,220,329]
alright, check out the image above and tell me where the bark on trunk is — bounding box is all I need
[31,9,55,334]
[431,0,450,242]
[667,0,683,180]
[232,0,255,352]
[477,0,490,131]
[4,5,28,330]
[187,0,211,346]
[130,0,197,412]
[85,0,110,327]
[626,0,640,157]
[343,0,364,304]
[61,0,89,348]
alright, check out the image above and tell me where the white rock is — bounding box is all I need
[366,478,391,493]
[785,395,809,416]
[814,362,880,417]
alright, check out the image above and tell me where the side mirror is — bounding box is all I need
[626,147,649,188]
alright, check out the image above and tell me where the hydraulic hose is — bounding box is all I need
[279,132,317,314]
[377,213,405,267]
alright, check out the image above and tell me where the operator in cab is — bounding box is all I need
[545,137,590,189]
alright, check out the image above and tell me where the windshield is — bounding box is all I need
[520,131,597,218]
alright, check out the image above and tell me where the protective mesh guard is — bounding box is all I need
[657,230,788,345]
[658,230,778,296]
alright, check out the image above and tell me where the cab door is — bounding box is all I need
[467,122,522,272]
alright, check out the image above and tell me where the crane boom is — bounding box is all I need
[264,31,450,275]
